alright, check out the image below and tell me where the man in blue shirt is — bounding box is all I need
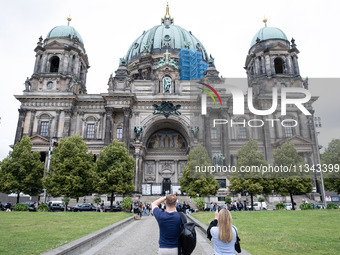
[152,194,185,255]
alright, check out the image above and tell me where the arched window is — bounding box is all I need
[50,56,60,72]
[274,57,284,74]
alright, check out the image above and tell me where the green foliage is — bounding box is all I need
[300,203,313,210]
[192,210,340,255]
[0,136,44,203]
[44,135,95,198]
[37,204,49,212]
[225,196,232,204]
[229,139,272,210]
[273,142,313,210]
[275,203,285,210]
[0,212,132,255]
[121,197,133,211]
[322,139,340,194]
[179,146,219,197]
[193,197,205,210]
[94,197,102,206]
[62,197,70,207]
[94,140,135,208]
[13,203,29,211]
[258,197,265,202]
[327,203,339,209]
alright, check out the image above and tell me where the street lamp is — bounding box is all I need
[307,115,327,208]
[43,137,57,203]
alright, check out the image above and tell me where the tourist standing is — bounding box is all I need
[152,194,186,255]
[207,208,237,255]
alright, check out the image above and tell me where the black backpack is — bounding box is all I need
[178,212,196,255]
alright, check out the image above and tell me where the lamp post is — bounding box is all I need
[43,138,56,203]
[308,115,327,208]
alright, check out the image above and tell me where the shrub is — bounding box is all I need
[37,204,49,212]
[13,203,29,211]
[258,197,265,203]
[121,197,133,212]
[193,197,205,210]
[225,196,232,204]
[276,203,285,210]
[94,197,102,207]
[327,203,339,209]
[300,203,313,210]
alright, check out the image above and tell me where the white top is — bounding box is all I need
[210,225,237,255]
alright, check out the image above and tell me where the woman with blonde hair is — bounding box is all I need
[207,208,238,254]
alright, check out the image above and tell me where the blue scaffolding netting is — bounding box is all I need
[178,49,209,80]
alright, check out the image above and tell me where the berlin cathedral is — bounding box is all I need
[13,4,320,198]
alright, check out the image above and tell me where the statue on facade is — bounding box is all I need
[303,77,309,89]
[24,77,31,91]
[163,76,172,93]
[213,152,225,166]
[134,126,143,140]
[190,126,199,139]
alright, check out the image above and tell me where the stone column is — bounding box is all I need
[99,112,105,140]
[104,107,114,145]
[40,54,48,73]
[293,55,300,75]
[14,109,27,144]
[59,54,65,74]
[33,55,41,73]
[123,107,131,148]
[255,57,260,75]
[261,116,273,162]
[203,112,212,157]
[28,110,36,137]
[220,108,230,164]
[261,56,265,74]
[53,110,61,138]
[63,109,73,137]
[265,55,272,76]
[286,56,293,75]
[68,55,73,73]
[75,111,84,136]
[73,55,79,77]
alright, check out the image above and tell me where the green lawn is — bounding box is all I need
[192,210,340,255]
[0,211,132,255]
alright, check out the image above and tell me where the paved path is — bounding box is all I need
[82,215,214,255]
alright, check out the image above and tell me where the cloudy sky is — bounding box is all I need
[0,0,339,160]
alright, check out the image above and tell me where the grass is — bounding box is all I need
[192,210,340,255]
[0,211,132,255]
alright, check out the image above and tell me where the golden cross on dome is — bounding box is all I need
[164,50,171,62]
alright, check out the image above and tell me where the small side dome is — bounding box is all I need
[46,22,84,46]
[250,26,288,47]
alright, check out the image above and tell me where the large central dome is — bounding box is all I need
[125,4,208,64]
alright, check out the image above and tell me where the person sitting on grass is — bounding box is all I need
[207,208,237,255]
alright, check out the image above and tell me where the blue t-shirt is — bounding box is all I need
[153,207,185,248]
[210,225,237,255]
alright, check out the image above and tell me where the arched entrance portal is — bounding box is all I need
[139,124,189,195]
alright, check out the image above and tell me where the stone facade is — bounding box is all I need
[14,10,320,197]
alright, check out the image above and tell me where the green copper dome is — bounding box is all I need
[251,26,288,47]
[125,4,208,64]
[125,24,208,64]
[46,25,84,45]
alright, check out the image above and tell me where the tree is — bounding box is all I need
[94,140,135,211]
[273,142,313,210]
[44,135,95,209]
[179,146,219,197]
[321,139,340,194]
[0,136,44,203]
[229,139,272,210]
